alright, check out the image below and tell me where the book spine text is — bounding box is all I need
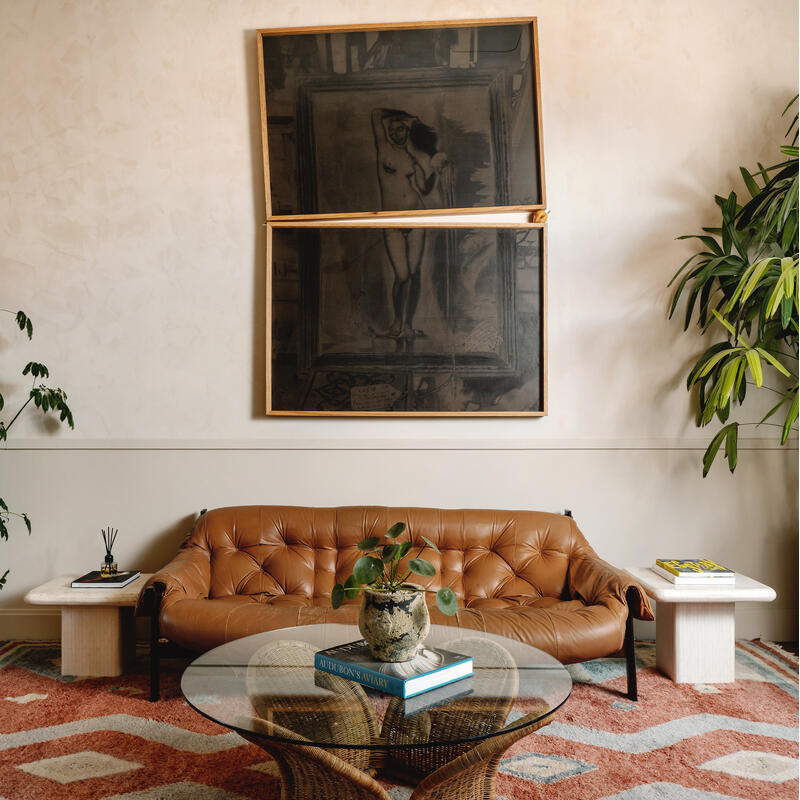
[314,654,405,697]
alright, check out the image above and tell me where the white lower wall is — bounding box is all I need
[1,442,795,642]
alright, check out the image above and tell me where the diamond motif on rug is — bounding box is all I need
[697,750,799,783]
[3,693,47,704]
[16,750,142,784]
[247,761,280,777]
[499,752,596,783]
[104,782,250,799]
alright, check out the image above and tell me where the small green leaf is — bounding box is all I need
[0,498,7,511]
[703,426,730,477]
[382,544,400,562]
[759,394,790,425]
[693,348,742,384]
[420,535,440,553]
[740,166,760,198]
[436,587,457,616]
[22,362,33,376]
[782,392,798,445]
[408,558,435,578]
[755,347,791,377]
[353,556,383,585]
[343,574,361,598]
[396,540,412,560]
[384,522,406,539]
[711,309,741,341]
[782,296,793,329]
[718,360,739,406]
[744,350,763,386]
[724,424,738,473]
[22,513,31,534]
[357,537,381,551]
[331,583,345,609]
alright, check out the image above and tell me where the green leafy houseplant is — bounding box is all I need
[331,522,458,615]
[669,98,798,475]
[1,308,74,589]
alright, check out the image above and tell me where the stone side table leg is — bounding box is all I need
[61,606,134,676]
[656,602,736,683]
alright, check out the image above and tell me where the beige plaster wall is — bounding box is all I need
[0,0,797,639]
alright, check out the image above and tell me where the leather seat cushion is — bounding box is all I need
[160,594,625,663]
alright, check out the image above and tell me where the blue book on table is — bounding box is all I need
[314,640,472,699]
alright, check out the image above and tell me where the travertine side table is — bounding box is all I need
[625,567,776,683]
[25,573,151,677]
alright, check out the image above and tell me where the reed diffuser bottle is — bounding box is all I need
[100,527,119,575]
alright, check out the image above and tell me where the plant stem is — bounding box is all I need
[738,422,799,430]
[4,395,33,434]
[746,382,789,396]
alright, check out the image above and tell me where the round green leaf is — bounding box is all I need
[408,558,435,577]
[396,540,412,560]
[331,583,344,609]
[384,522,406,539]
[420,535,440,553]
[353,556,383,585]
[436,587,457,616]
[358,536,381,551]
[343,574,361,598]
[382,544,400,562]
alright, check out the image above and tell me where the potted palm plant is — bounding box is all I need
[669,97,798,474]
[331,522,457,661]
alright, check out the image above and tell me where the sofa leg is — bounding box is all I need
[148,585,164,702]
[624,586,638,701]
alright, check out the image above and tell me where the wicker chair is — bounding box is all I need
[246,639,384,775]
[382,637,519,781]
[243,717,391,800]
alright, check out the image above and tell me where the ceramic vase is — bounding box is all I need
[358,585,431,662]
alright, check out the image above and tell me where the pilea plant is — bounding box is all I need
[669,97,798,475]
[1,308,74,589]
[331,522,458,615]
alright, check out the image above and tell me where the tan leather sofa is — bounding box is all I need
[138,505,653,701]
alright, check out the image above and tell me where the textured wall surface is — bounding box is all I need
[0,0,797,639]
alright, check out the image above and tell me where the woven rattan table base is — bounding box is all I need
[244,710,554,800]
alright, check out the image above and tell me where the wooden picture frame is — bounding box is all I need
[266,222,547,416]
[257,19,546,220]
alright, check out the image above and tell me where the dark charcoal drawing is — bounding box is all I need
[260,23,541,215]
[269,226,544,413]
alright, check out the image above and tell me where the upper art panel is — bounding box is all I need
[258,19,545,218]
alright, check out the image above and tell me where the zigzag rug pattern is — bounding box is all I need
[0,640,796,799]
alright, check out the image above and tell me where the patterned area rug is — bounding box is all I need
[0,640,796,799]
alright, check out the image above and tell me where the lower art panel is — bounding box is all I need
[268,225,545,415]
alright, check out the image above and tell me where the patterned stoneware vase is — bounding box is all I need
[358,585,431,662]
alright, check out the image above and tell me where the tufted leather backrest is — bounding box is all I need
[185,506,598,606]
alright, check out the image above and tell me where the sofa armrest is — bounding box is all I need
[568,554,654,621]
[135,545,211,617]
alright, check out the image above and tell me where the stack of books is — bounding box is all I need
[652,559,734,585]
[314,639,473,703]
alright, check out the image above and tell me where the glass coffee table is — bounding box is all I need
[181,623,572,800]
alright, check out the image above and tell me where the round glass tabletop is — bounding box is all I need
[181,623,572,751]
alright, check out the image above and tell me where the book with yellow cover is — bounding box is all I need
[655,559,733,577]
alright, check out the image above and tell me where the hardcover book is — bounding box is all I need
[651,565,735,585]
[314,640,473,699]
[70,570,141,588]
[655,559,733,577]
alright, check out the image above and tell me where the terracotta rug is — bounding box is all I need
[0,640,796,799]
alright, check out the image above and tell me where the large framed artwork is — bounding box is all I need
[267,223,546,415]
[258,19,545,218]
